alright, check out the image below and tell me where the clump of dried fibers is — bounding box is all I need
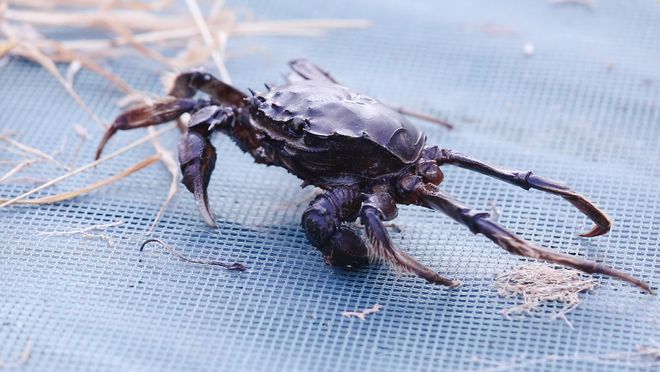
[495,263,599,327]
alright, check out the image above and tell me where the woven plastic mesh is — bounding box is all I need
[1,0,659,371]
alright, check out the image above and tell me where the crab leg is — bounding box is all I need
[360,205,460,287]
[288,58,339,83]
[95,97,201,159]
[178,129,217,226]
[408,180,652,293]
[425,147,612,237]
[168,71,247,106]
[360,192,460,286]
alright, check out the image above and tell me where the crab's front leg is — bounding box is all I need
[178,106,237,226]
[95,97,206,159]
[95,96,236,226]
[301,187,369,267]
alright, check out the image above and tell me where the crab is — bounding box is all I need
[96,59,651,293]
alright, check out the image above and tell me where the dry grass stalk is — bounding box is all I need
[146,126,179,235]
[0,125,175,208]
[0,39,18,57]
[65,59,81,87]
[1,18,106,127]
[0,155,160,205]
[495,263,598,327]
[38,219,123,237]
[8,40,106,129]
[0,135,70,171]
[2,1,369,73]
[0,143,30,158]
[341,304,383,320]
[0,158,41,183]
[13,0,175,11]
[140,238,246,271]
[55,48,135,93]
[184,0,231,82]
[73,124,89,157]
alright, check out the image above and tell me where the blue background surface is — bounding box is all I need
[1,0,659,371]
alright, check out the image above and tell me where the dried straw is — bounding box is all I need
[495,263,599,327]
[0,125,175,208]
[38,219,123,237]
[0,155,160,205]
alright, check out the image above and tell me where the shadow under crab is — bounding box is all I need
[96,59,652,293]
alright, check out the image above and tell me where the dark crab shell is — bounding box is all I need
[249,80,426,180]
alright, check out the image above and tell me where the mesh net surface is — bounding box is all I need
[1,0,659,371]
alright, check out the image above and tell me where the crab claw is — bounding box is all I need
[429,150,613,238]
[579,223,611,238]
[178,130,217,227]
[524,174,612,237]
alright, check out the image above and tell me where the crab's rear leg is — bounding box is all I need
[426,147,612,237]
[360,192,460,286]
[400,176,652,293]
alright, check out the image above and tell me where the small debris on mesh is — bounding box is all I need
[548,0,596,11]
[65,59,82,87]
[495,263,599,327]
[341,304,383,321]
[0,340,32,369]
[470,343,660,371]
[140,238,246,271]
[478,23,518,38]
[636,345,660,360]
[72,124,88,157]
[73,124,88,138]
[523,42,535,57]
[81,232,115,247]
[38,219,123,237]
[488,200,501,222]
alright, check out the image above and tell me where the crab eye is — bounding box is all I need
[291,117,307,130]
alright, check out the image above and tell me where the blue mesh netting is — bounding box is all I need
[1,0,659,371]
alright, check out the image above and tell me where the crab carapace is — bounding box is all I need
[96,59,652,293]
